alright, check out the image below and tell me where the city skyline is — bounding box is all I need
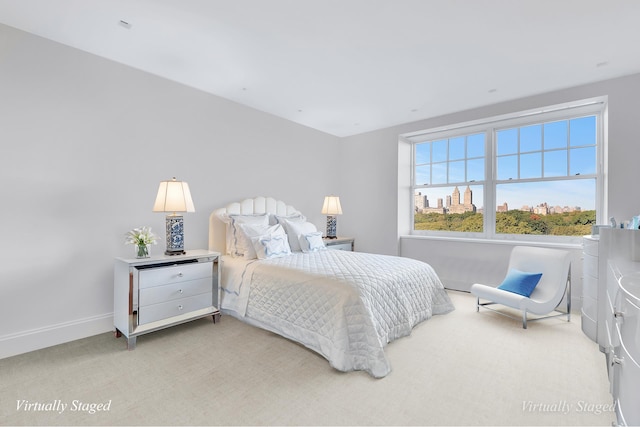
[416,180,593,214]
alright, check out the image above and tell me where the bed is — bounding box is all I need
[209,197,454,378]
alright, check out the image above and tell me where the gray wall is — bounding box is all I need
[0,24,340,358]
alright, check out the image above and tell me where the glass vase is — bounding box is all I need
[136,244,150,258]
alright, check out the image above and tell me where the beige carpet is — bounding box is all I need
[0,291,614,426]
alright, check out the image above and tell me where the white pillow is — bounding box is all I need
[299,231,326,253]
[237,223,283,259]
[273,213,305,229]
[224,214,269,257]
[250,225,292,259]
[278,217,317,252]
[274,213,306,223]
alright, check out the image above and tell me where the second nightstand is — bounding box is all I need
[323,236,354,251]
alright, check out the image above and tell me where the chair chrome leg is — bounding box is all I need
[522,310,528,329]
[566,265,572,323]
[476,297,480,312]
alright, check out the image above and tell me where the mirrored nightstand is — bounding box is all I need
[323,236,354,252]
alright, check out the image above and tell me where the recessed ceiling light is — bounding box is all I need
[118,20,132,29]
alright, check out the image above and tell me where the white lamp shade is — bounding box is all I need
[321,196,343,215]
[152,178,195,213]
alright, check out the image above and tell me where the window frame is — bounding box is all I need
[404,98,607,244]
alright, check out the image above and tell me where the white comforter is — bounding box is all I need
[221,250,454,377]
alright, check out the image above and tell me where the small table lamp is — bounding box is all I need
[321,196,342,239]
[153,177,195,255]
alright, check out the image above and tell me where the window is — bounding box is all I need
[414,133,486,232]
[406,99,605,242]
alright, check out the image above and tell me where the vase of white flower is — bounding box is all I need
[125,226,158,259]
[135,243,150,258]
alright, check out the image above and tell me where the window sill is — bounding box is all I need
[400,234,583,250]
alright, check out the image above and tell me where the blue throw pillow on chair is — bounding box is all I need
[497,269,543,297]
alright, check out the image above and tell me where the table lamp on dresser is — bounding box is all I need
[321,195,342,239]
[152,177,195,255]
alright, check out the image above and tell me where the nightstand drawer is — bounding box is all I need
[138,262,212,289]
[138,292,213,325]
[139,278,212,307]
[326,242,352,251]
[323,237,354,251]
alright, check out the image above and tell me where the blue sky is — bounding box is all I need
[415,115,597,211]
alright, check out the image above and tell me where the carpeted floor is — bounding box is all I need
[0,290,615,426]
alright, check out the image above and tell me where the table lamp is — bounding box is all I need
[153,177,195,255]
[321,196,342,239]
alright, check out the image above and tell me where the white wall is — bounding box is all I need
[338,73,640,308]
[0,24,340,358]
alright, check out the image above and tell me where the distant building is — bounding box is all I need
[422,200,446,214]
[553,205,581,213]
[418,188,585,218]
[415,186,476,214]
[415,192,427,211]
[518,203,582,214]
[463,186,472,206]
[448,186,476,214]
[415,192,445,214]
[534,202,550,215]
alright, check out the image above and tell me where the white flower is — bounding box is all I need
[124,226,159,246]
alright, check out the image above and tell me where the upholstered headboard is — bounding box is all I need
[208,196,301,254]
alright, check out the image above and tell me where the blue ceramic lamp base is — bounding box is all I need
[325,215,338,239]
[165,215,186,255]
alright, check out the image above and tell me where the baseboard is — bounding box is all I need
[0,313,114,360]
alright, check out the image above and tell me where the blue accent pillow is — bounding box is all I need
[497,269,543,297]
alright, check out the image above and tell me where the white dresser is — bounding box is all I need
[605,260,640,426]
[114,249,220,349]
[590,228,640,426]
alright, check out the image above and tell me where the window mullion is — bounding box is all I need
[485,129,496,239]
[567,122,571,177]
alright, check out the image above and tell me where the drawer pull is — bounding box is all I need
[178,305,183,311]
[178,289,183,294]
[177,272,184,278]
[612,356,624,366]
[614,311,624,319]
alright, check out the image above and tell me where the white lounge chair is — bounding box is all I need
[470,246,571,329]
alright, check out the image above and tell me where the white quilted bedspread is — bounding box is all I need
[222,250,454,378]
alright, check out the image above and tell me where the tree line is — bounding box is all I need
[415,209,596,236]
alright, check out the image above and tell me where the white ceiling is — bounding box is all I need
[1,0,639,137]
